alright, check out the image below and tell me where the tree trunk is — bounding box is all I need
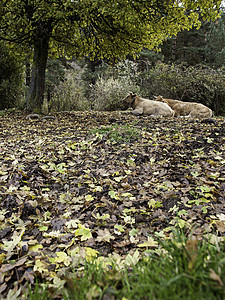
[27,36,50,113]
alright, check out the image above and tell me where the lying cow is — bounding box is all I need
[155,95,213,118]
[123,92,175,117]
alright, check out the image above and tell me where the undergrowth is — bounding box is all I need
[90,124,139,143]
[28,230,225,300]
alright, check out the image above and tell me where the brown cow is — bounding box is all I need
[123,92,175,117]
[155,96,213,118]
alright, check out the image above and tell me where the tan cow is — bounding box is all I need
[155,95,213,118]
[123,92,175,117]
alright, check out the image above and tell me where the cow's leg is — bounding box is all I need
[132,108,143,115]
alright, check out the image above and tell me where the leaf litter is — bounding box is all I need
[0,111,225,298]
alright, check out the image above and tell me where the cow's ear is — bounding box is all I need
[130,92,134,96]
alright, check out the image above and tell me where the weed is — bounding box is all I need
[91,124,139,143]
[28,230,225,300]
[27,282,49,300]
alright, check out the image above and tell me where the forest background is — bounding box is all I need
[1,4,225,116]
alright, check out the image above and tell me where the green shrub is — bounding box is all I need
[138,62,225,115]
[47,63,89,112]
[90,77,140,111]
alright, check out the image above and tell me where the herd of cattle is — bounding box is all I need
[123,92,213,118]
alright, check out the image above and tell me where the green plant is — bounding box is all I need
[28,230,225,300]
[27,281,49,300]
[137,62,225,115]
[48,64,89,112]
[90,77,140,111]
[91,124,139,143]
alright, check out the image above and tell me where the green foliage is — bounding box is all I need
[161,25,209,66]
[137,62,225,115]
[91,124,139,143]
[45,59,66,97]
[28,230,225,300]
[1,0,221,59]
[0,42,23,109]
[206,10,225,68]
[0,0,222,112]
[90,76,139,111]
[42,55,225,115]
[47,62,89,112]
[159,10,225,68]
[136,49,164,69]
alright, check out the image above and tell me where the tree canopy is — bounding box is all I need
[0,0,222,112]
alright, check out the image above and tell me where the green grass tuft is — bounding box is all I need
[28,230,225,300]
[90,124,139,143]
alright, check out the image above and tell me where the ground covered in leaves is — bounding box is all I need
[0,111,225,298]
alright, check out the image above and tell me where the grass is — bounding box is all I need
[90,124,139,143]
[28,230,225,300]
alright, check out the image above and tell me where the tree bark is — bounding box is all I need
[27,36,50,113]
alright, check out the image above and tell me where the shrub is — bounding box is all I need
[90,77,140,111]
[47,63,89,112]
[138,62,225,115]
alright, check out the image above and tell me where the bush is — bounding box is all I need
[90,77,140,111]
[47,63,89,112]
[0,42,23,109]
[138,62,225,115]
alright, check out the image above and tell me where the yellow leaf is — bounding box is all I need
[34,259,49,273]
[137,237,158,248]
[125,250,140,266]
[85,247,99,262]
[0,253,6,265]
[29,244,43,252]
[66,219,79,229]
[86,285,102,300]
[39,226,48,232]
[43,231,63,238]
[75,225,92,241]
[51,277,66,289]
[209,268,223,286]
[55,251,68,262]
[85,194,94,201]
[54,251,71,266]
[3,230,24,259]
[69,246,80,257]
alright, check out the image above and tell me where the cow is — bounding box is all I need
[155,95,213,118]
[123,92,175,117]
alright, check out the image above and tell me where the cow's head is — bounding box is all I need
[154,95,164,102]
[123,92,136,108]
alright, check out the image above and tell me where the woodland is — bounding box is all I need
[0,0,225,299]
